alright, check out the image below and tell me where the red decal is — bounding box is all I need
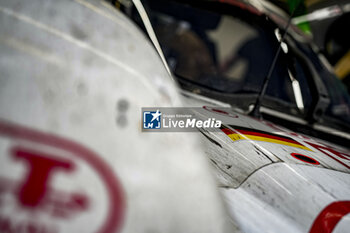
[221,125,307,147]
[203,106,239,118]
[12,147,74,207]
[310,201,350,233]
[236,130,303,145]
[306,142,350,169]
[0,120,125,233]
[291,153,320,165]
[221,127,235,135]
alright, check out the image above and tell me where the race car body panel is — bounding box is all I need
[222,163,350,233]
[182,91,350,232]
[0,0,234,232]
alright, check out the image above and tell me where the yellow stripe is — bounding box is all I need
[334,50,350,80]
[227,134,311,151]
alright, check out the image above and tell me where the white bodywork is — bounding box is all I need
[182,92,350,233]
[0,0,233,232]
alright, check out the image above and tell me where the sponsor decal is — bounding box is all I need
[221,125,311,151]
[0,121,125,233]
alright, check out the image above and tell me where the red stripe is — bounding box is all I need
[310,201,350,233]
[221,127,235,135]
[222,127,302,145]
[236,129,302,145]
[306,142,350,170]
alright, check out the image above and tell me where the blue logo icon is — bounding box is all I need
[143,110,161,129]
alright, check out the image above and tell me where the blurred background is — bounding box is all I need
[266,0,350,91]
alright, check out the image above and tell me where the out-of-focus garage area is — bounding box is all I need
[271,0,350,91]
